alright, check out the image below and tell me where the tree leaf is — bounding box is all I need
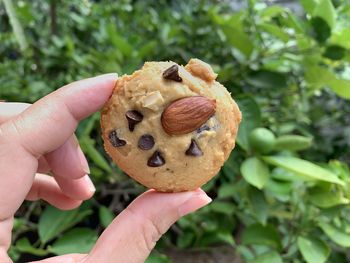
[323,45,346,60]
[38,206,92,244]
[274,135,313,151]
[260,6,285,20]
[49,228,97,255]
[297,236,330,263]
[106,22,133,57]
[15,238,48,256]
[99,206,115,228]
[308,184,349,208]
[311,17,331,43]
[265,179,292,202]
[319,222,350,247]
[197,231,235,247]
[145,253,171,263]
[331,28,350,49]
[242,224,282,250]
[313,0,336,29]
[329,78,350,99]
[221,25,254,58]
[248,251,283,263]
[259,23,289,42]
[236,96,261,152]
[248,187,268,225]
[247,70,287,89]
[262,156,344,185]
[300,0,319,15]
[241,157,270,189]
[177,232,195,248]
[210,201,235,215]
[80,136,112,173]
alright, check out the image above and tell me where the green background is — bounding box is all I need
[1,0,350,262]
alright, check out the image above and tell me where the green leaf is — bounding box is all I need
[49,228,97,255]
[247,70,287,89]
[305,65,333,89]
[308,184,349,208]
[260,6,285,20]
[242,224,282,250]
[80,136,112,173]
[331,28,350,49]
[319,222,350,247]
[259,23,289,42]
[313,0,336,29]
[248,187,268,225]
[218,183,237,198]
[137,41,157,59]
[221,25,254,57]
[38,206,92,244]
[300,0,319,14]
[263,156,344,185]
[265,179,292,202]
[15,238,48,256]
[210,201,235,215]
[198,231,235,247]
[248,251,283,263]
[329,78,350,99]
[323,45,346,60]
[241,157,270,189]
[177,232,195,248]
[311,17,331,43]
[274,135,313,151]
[106,23,133,57]
[99,206,115,228]
[145,253,171,263]
[297,236,330,263]
[236,96,262,151]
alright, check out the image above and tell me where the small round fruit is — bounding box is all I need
[249,127,276,154]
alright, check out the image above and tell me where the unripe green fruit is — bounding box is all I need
[249,127,276,154]
[274,135,312,151]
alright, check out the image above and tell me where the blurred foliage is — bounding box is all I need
[1,0,350,262]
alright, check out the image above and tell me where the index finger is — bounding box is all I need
[0,73,117,221]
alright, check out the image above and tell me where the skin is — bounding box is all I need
[0,74,211,263]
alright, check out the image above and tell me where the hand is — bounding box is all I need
[0,74,212,263]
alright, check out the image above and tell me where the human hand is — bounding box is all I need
[0,74,212,263]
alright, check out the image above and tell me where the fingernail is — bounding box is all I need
[77,146,90,174]
[178,191,212,217]
[97,73,118,79]
[83,174,96,193]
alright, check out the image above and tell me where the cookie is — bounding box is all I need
[101,58,241,192]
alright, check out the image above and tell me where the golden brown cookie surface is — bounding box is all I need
[101,59,241,192]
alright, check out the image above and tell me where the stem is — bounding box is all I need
[2,0,28,51]
[50,0,57,35]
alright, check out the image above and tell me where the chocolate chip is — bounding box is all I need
[108,130,126,147]
[138,134,155,150]
[125,110,143,131]
[185,139,203,156]
[147,150,165,167]
[197,124,210,133]
[163,65,182,82]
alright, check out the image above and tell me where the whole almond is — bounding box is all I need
[161,96,216,135]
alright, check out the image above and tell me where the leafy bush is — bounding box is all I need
[1,0,350,262]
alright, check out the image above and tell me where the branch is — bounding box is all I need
[50,0,57,35]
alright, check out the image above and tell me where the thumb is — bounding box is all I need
[85,189,211,263]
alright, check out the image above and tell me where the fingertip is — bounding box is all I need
[54,199,83,211]
[55,174,95,201]
[178,190,212,217]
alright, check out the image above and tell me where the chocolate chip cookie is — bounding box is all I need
[101,59,241,192]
